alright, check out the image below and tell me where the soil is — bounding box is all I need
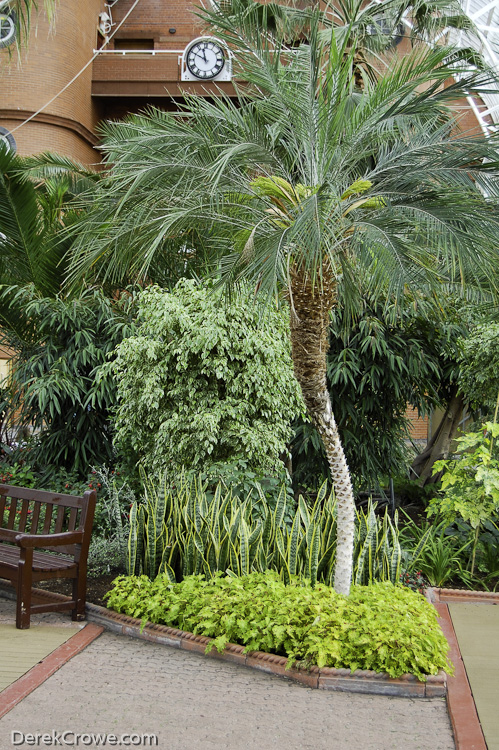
[37,572,119,608]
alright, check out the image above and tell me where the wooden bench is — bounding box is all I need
[0,484,96,629]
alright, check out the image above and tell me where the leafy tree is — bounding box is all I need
[414,320,499,489]
[409,299,491,485]
[0,286,136,475]
[0,146,113,473]
[459,322,499,414]
[68,6,499,594]
[110,280,303,478]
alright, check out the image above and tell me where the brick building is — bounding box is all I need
[2,0,498,164]
[0,0,235,164]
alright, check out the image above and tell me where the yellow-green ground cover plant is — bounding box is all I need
[106,571,452,681]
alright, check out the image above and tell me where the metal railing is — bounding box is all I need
[93,49,186,55]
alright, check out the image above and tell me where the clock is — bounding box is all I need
[0,8,16,49]
[186,39,225,80]
[0,126,15,152]
[367,15,404,46]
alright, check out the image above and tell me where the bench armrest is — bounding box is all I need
[0,528,18,542]
[14,531,84,548]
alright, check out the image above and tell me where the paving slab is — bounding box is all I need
[0,629,455,750]
[448,602,499,750]
[0,625,79,692]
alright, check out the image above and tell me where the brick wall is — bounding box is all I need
[0,0,231,161]
[0,0,487,164]
[92,0,235,101]
[405,406,429,442]
[0,119,100,164]
[109,0,200,47]
[0,0,105,160]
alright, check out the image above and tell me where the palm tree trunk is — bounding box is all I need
[289,266,355,596]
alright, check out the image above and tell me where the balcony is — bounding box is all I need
[92,50,235,98]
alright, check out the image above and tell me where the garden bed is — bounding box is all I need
[35,573,118,609]
[0,577,448,698]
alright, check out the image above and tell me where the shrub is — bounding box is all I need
[106,571,452,680]
[80,466,132,576]
[429,422,499,531]
[184,458,295,517]
[429,421,499,575]
[0,460,36,487]
[110,280,303,477]
[88,536,126,578]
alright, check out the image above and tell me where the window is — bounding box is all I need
[114,39,154,51]
[367,15,404,46]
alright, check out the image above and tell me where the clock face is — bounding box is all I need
[186,40,225,80]
[0,127,15,153]
[0,11,15,48]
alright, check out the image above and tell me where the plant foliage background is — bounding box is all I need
[0,287,136,474]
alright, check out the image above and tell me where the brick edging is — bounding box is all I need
[84,601,446,698]
[0,580,447,697]
[434,587,499,603]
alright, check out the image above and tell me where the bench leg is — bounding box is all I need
[72,567,87,621]
[16,548,33,629]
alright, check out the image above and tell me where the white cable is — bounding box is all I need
[9,0,141,135]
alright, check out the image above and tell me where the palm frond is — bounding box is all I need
[64,7,499,308]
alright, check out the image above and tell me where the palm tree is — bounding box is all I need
[0,144,98,363]
[0,146,97,299]
[68,5,499,595]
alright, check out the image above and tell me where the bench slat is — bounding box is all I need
[6,498,17,530]
[18,499,30,533]
[54,505,65,534]
[0,495,6,527]
[68,507,78,532]
[41,503,53,535]
[0,545,75,572]
[0,485,84,508]
[30,501,41,535]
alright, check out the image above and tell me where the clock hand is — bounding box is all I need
[194,51,208,66]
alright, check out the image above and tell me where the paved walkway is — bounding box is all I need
[0,596,455,750]
[448,601,499,750]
